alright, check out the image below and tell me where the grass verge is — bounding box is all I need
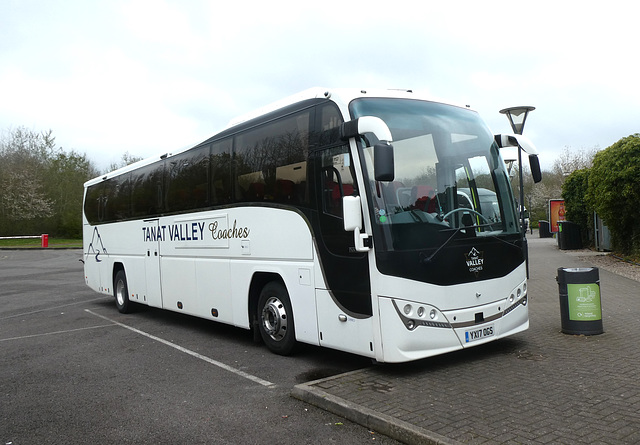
[0,238,82,248]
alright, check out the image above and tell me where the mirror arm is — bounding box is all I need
[495,133,538,155]
[341,116,393,143]
[343,195,371,252]
[495,133,542,183]
[353,228,372,252]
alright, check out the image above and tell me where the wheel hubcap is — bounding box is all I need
[116,280,126,306]
[261,296,288,341]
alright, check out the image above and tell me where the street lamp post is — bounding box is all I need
[499,106,535,277]
[499,106,535,136]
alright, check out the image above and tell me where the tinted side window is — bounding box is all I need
[103,173,131,222]
[320,146,357,217]
[166,145,210,212]
[234,111,310,205]
[131,162,164,219]
[84,183,103,224]
[318,103,343,146]
[211,139,232,205]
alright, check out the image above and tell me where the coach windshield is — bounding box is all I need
[351,98,520,254]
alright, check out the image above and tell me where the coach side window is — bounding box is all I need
[320,146,357,217]
[166,145,210,212]
[103,173,131,222]
[234,111,310,205]
[84,183,103,224]
[131,162,164,218]
[318,102,343,146]
[211,139,232,205]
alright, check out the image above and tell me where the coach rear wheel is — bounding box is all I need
[114,270,132,314]
[257,281,296,355]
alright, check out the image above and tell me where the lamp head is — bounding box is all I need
[499,106,535,135]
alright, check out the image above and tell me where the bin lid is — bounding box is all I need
[561,267,595,273]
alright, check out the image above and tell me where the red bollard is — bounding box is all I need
[41,234,49,248]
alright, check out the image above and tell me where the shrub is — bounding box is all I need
[586,134,640,256]
[562,168,592,246]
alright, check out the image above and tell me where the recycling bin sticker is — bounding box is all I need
[567,283,601,321]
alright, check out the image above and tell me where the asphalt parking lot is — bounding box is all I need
[0,249,400,445]
[3,239,639,445]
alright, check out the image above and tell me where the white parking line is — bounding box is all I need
[0,297,108,320]
[0,324,114,342]
[84,309,276,388]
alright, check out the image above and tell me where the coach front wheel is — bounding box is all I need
[114,269,132,314]
[257,281,296,355]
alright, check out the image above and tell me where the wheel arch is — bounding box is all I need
[112,261,125,286]
[248,272,285,330]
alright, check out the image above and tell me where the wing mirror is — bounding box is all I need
[342,116,395,182]
[495,133,542,183]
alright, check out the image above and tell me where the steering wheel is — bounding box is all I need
[442,208,491,225]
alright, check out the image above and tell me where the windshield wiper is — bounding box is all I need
[419,222,495,265]
[420,226,464,265]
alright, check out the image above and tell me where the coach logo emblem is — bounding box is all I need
[465,247,484,276]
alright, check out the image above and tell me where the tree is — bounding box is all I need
[44,150,99,238]
[0,127,98,237]
[519,146,598,230]
[586,134,640,256]
[562,168,592,245]
[512,161,563,228]
[552,146,598,176]
[0,128,56,234]
[1,169,54,220]
[106,151,143,173]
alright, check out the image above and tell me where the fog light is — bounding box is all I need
[403,304,412,315]
[407,320,415,329]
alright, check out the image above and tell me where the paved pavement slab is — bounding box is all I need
[293,237,640,444]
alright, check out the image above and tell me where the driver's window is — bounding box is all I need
[321,146,356,217]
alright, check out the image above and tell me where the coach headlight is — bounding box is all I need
[505,282,528,312]
[392,299,450,331]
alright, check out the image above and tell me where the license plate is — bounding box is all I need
[465,324,495,343]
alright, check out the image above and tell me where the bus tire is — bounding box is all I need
[257,281,296,355]
[114,269,132,314]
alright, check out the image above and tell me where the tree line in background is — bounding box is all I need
[0,127,138,238]
[1,126,638,257]
[516,145,595,234]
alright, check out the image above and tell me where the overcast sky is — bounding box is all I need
[1,0,637,172]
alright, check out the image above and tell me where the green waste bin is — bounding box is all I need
[556,267,603,335]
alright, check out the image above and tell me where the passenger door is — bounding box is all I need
[314,146,371,316]
[143,219,163,308]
